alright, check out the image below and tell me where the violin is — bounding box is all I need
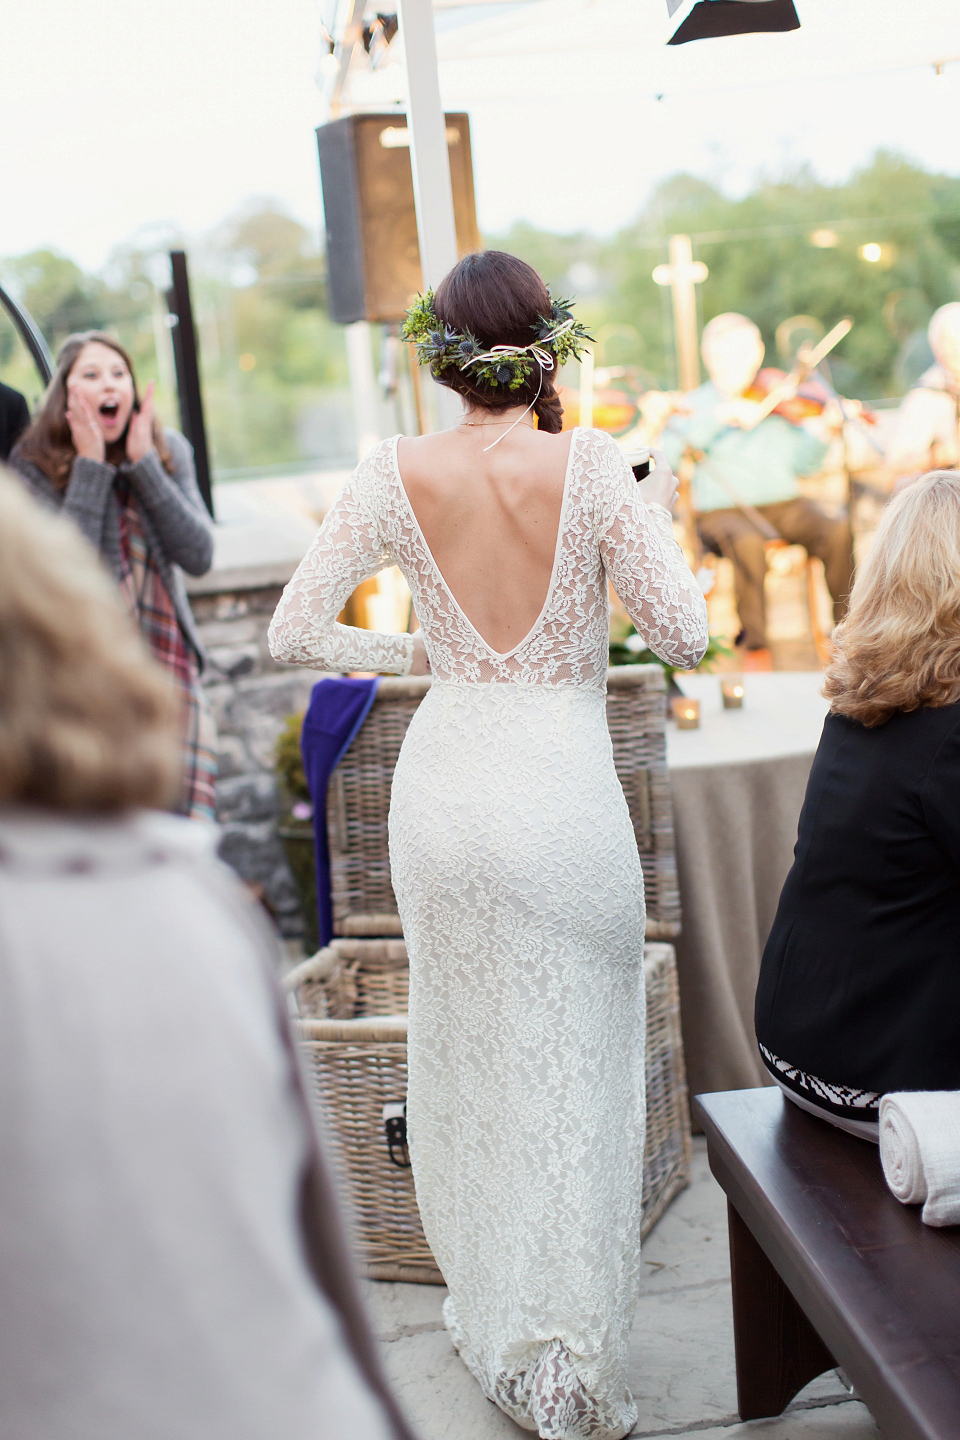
[744,368,830,425]
[738,318,875,431]
[744,366,877,429]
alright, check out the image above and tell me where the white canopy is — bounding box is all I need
[338,0,960,235]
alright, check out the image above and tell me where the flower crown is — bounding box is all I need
[400,288,593,393]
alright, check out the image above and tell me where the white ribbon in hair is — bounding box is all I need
[461,317,576,450]
[460,317,575,376]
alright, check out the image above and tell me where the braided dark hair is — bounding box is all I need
[432,252,565,434]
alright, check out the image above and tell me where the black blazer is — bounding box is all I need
[755,701,960,1097]
[0,382,29,462]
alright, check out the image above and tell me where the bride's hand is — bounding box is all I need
[409,631,431,676]
[636,448,679,511]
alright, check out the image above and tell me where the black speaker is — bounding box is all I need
[668,0,799,45]
[317,112,481,324]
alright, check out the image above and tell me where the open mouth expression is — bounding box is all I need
[98,399,122,431]
[70,341,136,441]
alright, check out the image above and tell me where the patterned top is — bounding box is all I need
[269,427,708,684]
[10,430,212,666]
[116,476,195,691]
[115,477,217,822]
[759,1043,881,1117]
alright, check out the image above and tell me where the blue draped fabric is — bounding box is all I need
[300,676,379,946]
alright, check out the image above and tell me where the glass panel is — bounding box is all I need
[1,220,358,481]
[0,306,47,417]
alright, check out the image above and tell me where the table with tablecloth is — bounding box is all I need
[665,671,830,1102]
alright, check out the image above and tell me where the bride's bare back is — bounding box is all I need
[397,422,574,655]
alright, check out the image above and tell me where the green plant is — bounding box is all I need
[274,711,310,815]
[608,623,730,681]
[400,289,592,391]
[274,711,318,951]
[491,150,960,401]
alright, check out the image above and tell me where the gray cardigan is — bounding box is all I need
[10,428,213,668]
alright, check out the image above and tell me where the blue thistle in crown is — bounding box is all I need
[401,287,593,392]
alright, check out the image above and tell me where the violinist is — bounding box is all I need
[660,312,852,667]
[886,302,960,486]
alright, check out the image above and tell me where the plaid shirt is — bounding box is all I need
[116,479,216,821]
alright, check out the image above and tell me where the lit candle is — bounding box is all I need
[721,675,745,710]
[671,696,700,729]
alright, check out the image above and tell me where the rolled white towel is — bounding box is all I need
[879,1092,960,1227]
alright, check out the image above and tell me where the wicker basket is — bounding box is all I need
[289,940,690,1283]
[286,939,409,1020]
[295,1015,442,1284]
[640,942,693,1235]
[326,665,680,940]
[605,669,680,939]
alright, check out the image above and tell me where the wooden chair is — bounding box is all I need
[694,1087,960,1436]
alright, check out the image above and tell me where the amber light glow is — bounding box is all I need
[721,676,745,709]
[671,697,700,729]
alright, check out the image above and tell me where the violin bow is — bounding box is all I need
[742,317,854,431]
[807,338,886,459]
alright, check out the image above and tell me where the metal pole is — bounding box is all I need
[166,250,214,517]
[344,320,382,460]
[329,0,366,118]
[668,235,702,392]
[150,285,177,409]
[579,348,595,429]
[397,0,462,430]
[0,284,53,385]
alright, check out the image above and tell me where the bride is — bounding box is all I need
[269,251,708,1439]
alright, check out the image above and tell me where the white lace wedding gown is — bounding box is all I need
[269,428,708,1439]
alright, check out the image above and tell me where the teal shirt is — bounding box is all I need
[662,382,829,513]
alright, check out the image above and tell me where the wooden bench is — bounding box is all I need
[693,1087,960,1440]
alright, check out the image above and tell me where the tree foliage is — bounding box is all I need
[493,151,960,400]
[0,201,352,475]
[4,153,960,479]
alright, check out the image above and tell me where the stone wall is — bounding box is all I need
[189,566,316,939]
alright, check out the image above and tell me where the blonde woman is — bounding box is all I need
[0,470,415,1440]
[755,470,960,1141]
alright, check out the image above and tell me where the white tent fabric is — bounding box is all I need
[343,0,960,235]
[433,0,959,98]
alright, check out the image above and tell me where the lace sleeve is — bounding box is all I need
[592,432,708,670]
[268,449,414,674]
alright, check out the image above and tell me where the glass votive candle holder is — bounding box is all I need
[671,696,700,729]
[721,675,745,709]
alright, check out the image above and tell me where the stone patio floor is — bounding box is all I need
[361,1139,882,1440]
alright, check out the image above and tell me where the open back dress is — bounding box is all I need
[269,427,708,1439]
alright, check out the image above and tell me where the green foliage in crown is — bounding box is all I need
[400,289,593,392]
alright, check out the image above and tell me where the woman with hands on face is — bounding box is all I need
[65,358,158,468]
[10,332,217,820]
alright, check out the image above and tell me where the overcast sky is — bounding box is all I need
[4,0,960,271]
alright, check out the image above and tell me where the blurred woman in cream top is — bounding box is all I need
[886,303,960,484]
[0,469,415,1440]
